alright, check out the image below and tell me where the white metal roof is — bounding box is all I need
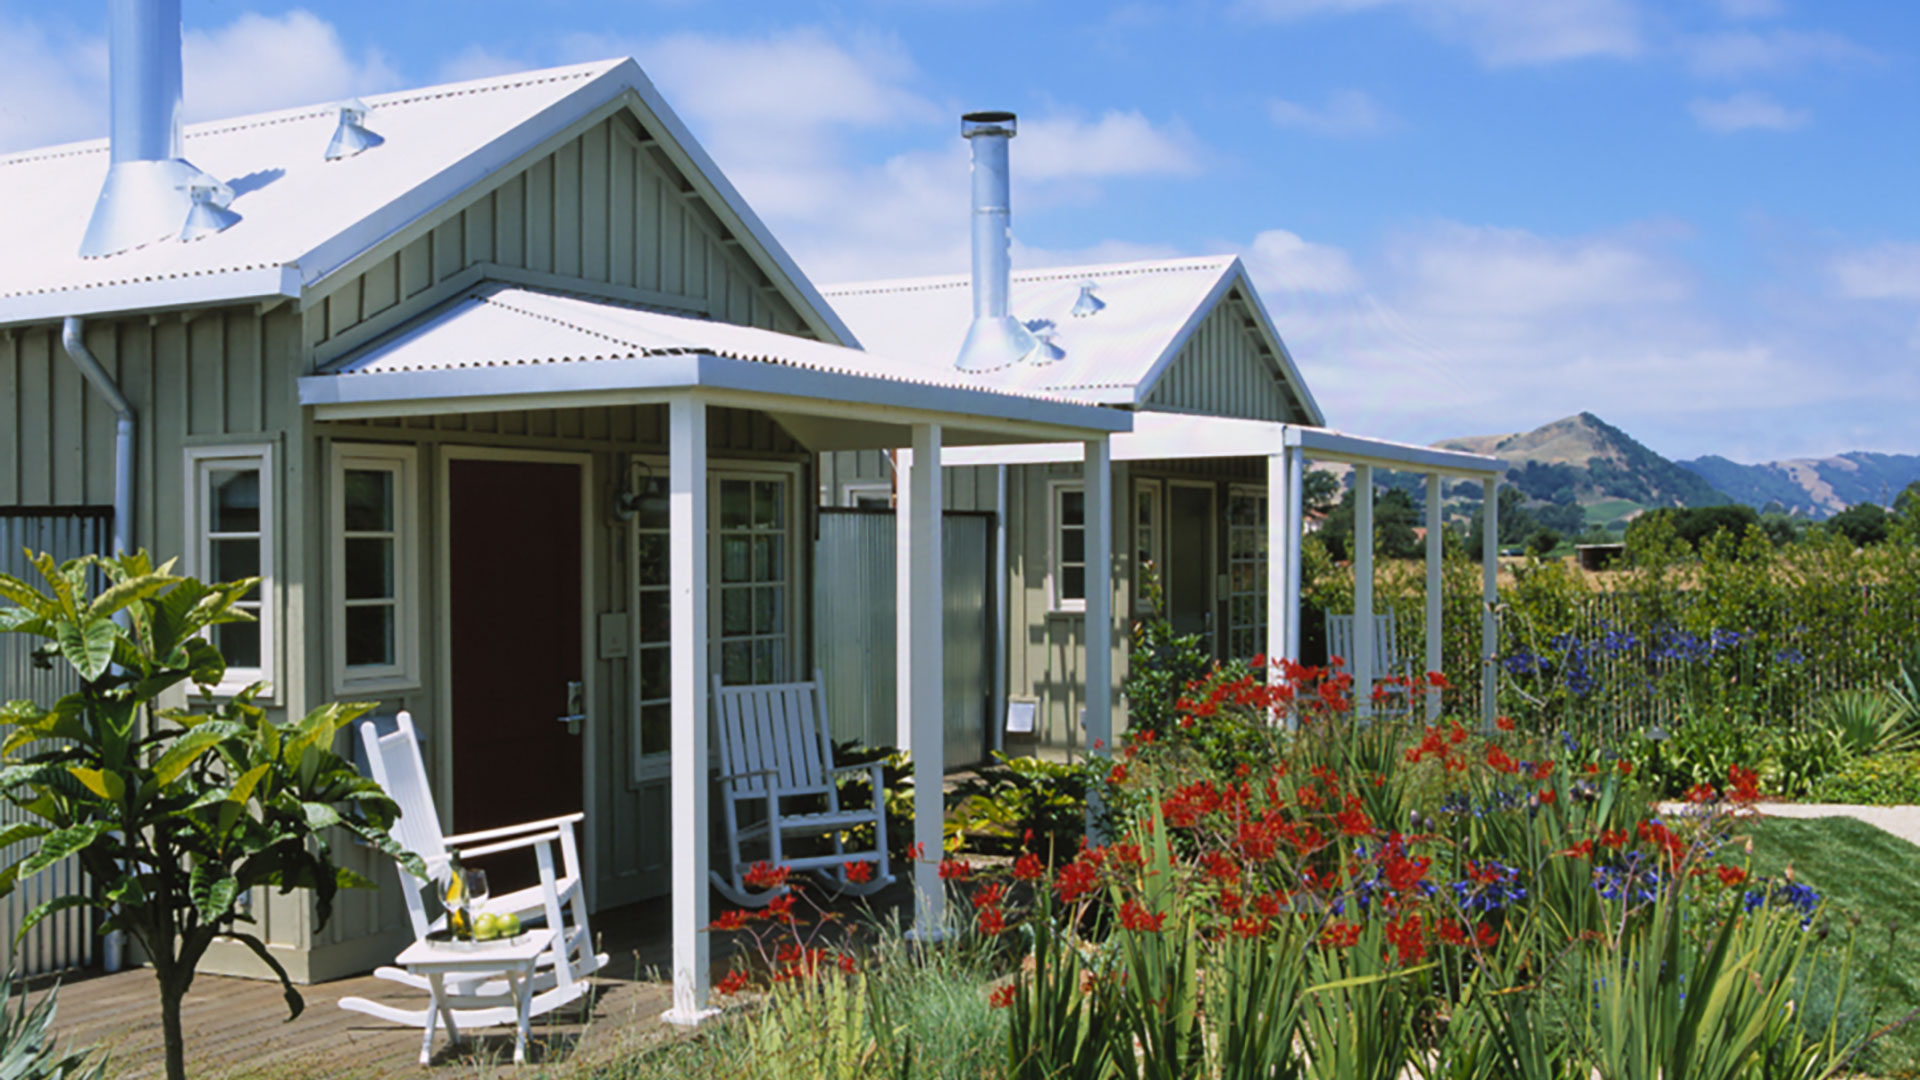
[936,413,1501,477]
[300,282,1131,446]
[821,255,1323,423]
[0,59,855,346]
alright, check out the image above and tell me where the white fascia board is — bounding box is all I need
[299,354,705,416]
[939,413,1290,466]
[1286,426,1501,478]
[614,68,860,350]
[1231,263,1326,426]
[1122,259,1238,407]
[0,264,301,330]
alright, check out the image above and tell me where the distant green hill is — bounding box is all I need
[1678,451,1920,519]
[1434,412,1728,514]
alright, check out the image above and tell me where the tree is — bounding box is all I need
[1828,502,1889,547]
[0,552,422,1080]
[1526,528,1562,557]
[1895,480,1920,520]
[1319,487,1421,562]
[1303,468,1341,515]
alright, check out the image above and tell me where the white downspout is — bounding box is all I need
[991,464,1008,757]
[60,315,134,975]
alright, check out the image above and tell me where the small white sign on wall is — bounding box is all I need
[1005,697,1038,735]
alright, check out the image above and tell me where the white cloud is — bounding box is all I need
[1831,243,1920,301]
[1713,0,1784,17]
[1235,0,1643,66]
[1689,91,1809,133]
[1682,28,1875,80]
[1268,90,1394,137]
[1246,229,1363,293]
[1017,111,1202,180]
[0,8,399,153]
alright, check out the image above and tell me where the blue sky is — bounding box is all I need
[2,0,1916,462]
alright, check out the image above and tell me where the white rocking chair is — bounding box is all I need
[1325,610,1412,712]
[711,672,894,908]
[339,712,608,1051]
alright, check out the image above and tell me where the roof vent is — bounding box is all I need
[79,0,235,257]
[325,100,384,160]
[954,111,1038,373]
[179,178,240,242]
[1025,319,1065,364]
[1070,281,1106,318]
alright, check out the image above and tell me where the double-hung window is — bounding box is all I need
[1226,486,1270,661]
[1052,483,1087,611]
[714,472,794,686]
[330,443,419,692]
[1133,480,1163,614]
[185,444,275,696]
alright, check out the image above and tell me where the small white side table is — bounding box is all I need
[395,931,551,1065]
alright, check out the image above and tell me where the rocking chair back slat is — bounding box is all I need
[361,713,447,870]
[1325,612,1401,676]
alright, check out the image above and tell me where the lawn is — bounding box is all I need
[1747,815,1920,1078]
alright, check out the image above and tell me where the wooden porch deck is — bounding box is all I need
[37,884,913,1079]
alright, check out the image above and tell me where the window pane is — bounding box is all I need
[640,702,671,758]
[1137,492,1153,527]
[720,480,752,530]
[209,469,260,533]
[345,604,395,667]
[639,646,670,702]
[753,638,780,684]
[636,477,669,531]
[344,469,393,532]
[639,590,670,643]
[344,537,393,600]
[1061,489,1084,527]
[214,619,261,669]
[1061,565,1085,601]
[754,586,783,635]
[1061,526,1084,565]
[211,537,260,582]
[721,588,751,635]
[721,537,751,583]
[638,534,668,587]
[754,481,784,530]
[753,536,783,583]
[721,641,752,685]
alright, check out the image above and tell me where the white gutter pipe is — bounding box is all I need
[990,464,1009,757]
[61,315,133,976]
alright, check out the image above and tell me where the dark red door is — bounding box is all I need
[448,459,584,845]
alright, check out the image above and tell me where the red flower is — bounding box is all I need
[765,894,797,923]
[1727,765,1761,804]
[1012,852,1045,881]
[1201,850,1242,883]
[938,859,973,881]
[1495,715,1516,732]
[1486,746,1518,775]
[989,984,1017,1009]
[1254,891,1285,918]
[1474,923,1498,949]
[715,969,752,996]
[744,861,791,890]
[1385,913,1426,965]
[845,861,875,885]
[1585,763,1601,776]
[1232,916,1268,939]
[1427,671,1451,689]
[708,910,748,932]
[1054,861,1099,904]
[1119,899,1166,933]
[839,953,858,974]
[1319,921,1362,949]
[1537,787,1557,805]
[1599,828,1628,848]
[1532,760,1556,781]
[1559,839,1593,859]
[1109,763,1128,785]
[1616,761,1633,777]
[1437,918,1467,946]
[1717,865,1749,886]
[976,906,1007,936]
[1685,783,1717,805]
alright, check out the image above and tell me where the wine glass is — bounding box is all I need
[466,869,491,932]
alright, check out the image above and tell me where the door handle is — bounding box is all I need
[556,679,585,736]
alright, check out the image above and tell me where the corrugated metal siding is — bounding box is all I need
[1143,291,1298,423]
[813,510,994,768]
[309,115,808,362]
[0,512,108,976]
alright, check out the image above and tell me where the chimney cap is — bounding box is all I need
[961,111,1017,138]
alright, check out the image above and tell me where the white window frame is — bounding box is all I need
[1226,483,1270,662]
[1049,480,1088,613]
[183,443,276,700]
[330,442,421,695]
[839,481,892,509]
[1133,478,1164,615]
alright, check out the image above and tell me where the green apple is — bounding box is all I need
[474,913,501,941]
[501,914,522,937]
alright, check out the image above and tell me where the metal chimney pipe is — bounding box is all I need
[80,0,236,257]
[953,112,1037,373]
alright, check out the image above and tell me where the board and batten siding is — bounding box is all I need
[1142,289,1304,424]
[305,113,809,369]
[302,405,810,982]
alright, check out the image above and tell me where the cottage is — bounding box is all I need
[0,7,1128,1021]
[819,114,1503,756]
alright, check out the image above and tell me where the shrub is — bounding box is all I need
[1811,752,1920,806]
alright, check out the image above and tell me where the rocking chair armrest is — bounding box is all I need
[442,813,585,847]
[717,767,779,786]
[456,830,564,860]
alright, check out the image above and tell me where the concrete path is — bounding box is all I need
[1743,802,1920,849]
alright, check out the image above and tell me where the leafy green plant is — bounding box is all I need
[0,552,421,1080]
[1810,752,1920,806]
[949,754,1104,858]
[0,973,103,1080]
[1816,688,1917,757]
[1122,565,1213,741]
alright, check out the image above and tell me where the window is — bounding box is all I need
[628,465,672,768]
[1052,483,1086,611]
[331,444,419,692]
[185,444,274,696]
[714,473,793,686]
[1226,486,1269,661]
[1133,480,1163,614]
[840,482,891,509]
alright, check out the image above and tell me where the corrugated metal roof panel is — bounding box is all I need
[822,256,1239,399]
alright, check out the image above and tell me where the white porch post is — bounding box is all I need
[1285,448,1304,665]
[1083,437,1113,757]
[1267,450,1289,675]
[1425,473,1443,721]
[1352,464,1375,715]
[664,393,715,1026]
[1481,476,1500,729]
[902,424,946,939]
